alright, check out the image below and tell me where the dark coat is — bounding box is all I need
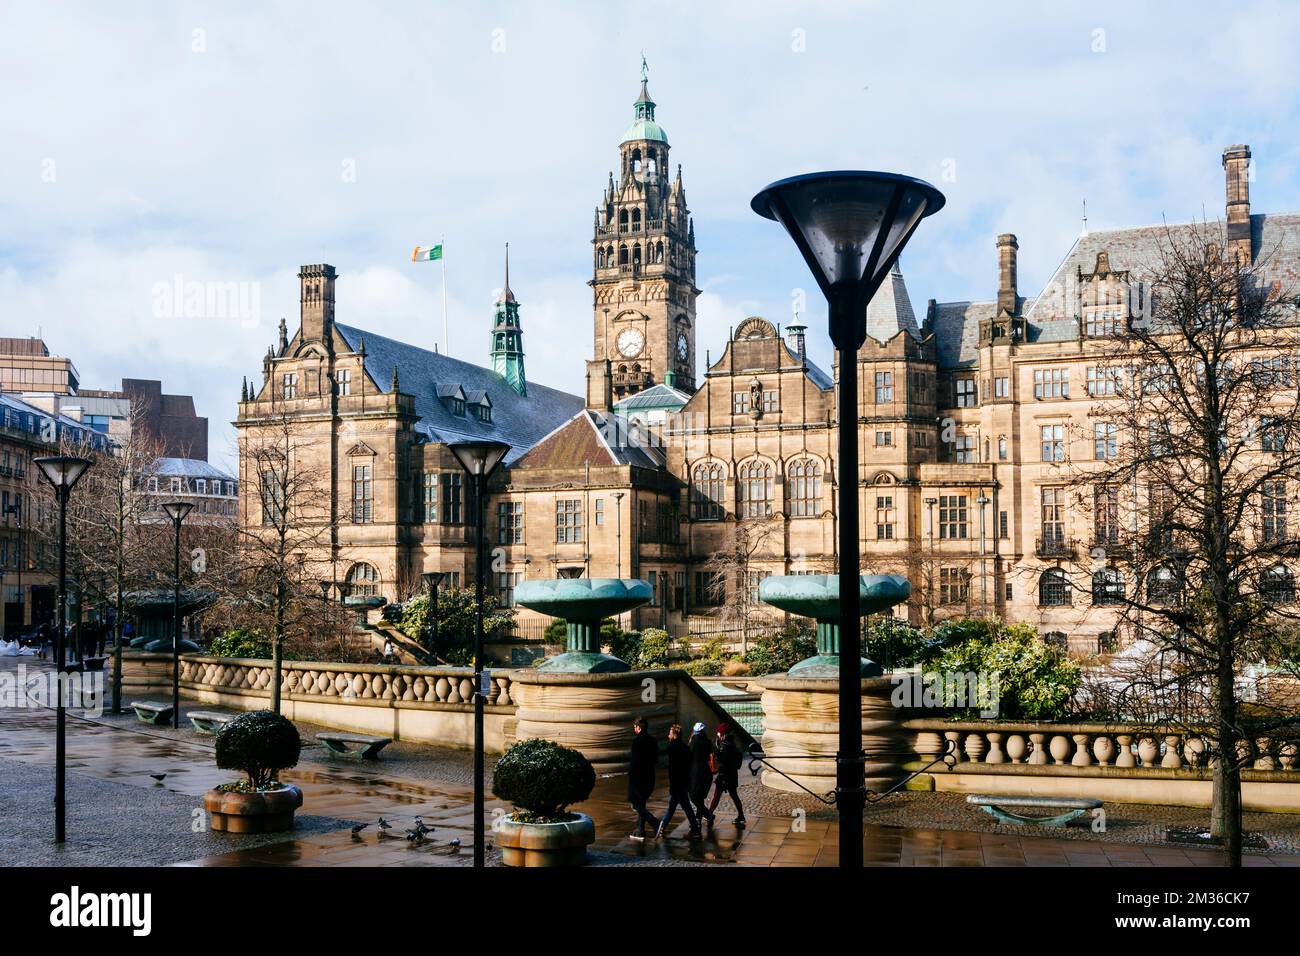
[665,737,692,794]
[714,734,742,788]
[627,730,658,802]
[688,731,714,798]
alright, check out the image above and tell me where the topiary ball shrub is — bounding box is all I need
[492,738,595,822]
[215,710,301,791]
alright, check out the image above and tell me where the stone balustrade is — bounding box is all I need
[905,719,1300,812]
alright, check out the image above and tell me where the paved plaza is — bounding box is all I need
[3,662,1299,868]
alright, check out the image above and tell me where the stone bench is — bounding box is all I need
[317,732,392,760]
[130,701,174,725]
[189,711,235,735]
[966,793,1101,827]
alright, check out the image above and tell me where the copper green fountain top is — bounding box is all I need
[758,574,911,620]
[514,578,653,621]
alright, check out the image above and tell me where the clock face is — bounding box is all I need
[676,332,689,360]
[617,328,644,358]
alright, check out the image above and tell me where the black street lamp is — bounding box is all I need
[318,579,332,612]
[160,501,194,730]
[448,439,509,868]
[33,454,92,844]
[421,571,448,656]
[752,171,944,868]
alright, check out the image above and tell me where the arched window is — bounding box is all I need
[596,249,605,269]
[691,462,725,521]
[618,245,628,266]
[618,210,628,232]
[1261,564,1296,604]
[787,459,822,517]
[1038,568,1071,606]
[631,208,641,232]
[738,460,774,518]
[632,245,642,268]
[1147,566,1182,605]
[606,245,614,264]
[347,562,380,598]
[1092,568,1125,605]
[654,241,664,263]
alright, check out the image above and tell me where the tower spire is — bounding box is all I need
[501,242,515,303]
[491,242,526,395]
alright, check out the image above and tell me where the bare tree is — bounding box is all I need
[700,515,783,652]
[1066,222,1300,865]
[227,412,338,712]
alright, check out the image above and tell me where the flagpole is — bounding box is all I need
[440,234,449,355]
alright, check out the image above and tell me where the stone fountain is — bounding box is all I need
[514,577,653,674]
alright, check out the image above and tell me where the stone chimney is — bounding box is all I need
[997,234,1018,316]
[1223,144,1252,264]
[299,264,337,345]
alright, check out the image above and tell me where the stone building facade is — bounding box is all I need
[234,67,1299,652]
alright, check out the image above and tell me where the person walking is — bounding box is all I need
[707,722,746,827]
[687,721,715,832]
[656,723,700,839]
[626,716,659,842]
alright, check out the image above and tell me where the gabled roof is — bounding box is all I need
[511,410,664,471]
[865,263,920,345]
[334,323,583,464]
[613,382,690,412]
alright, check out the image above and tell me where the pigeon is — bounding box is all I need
[448,837,461,849]
[377,817,392,831]
[413,817,433,836]
[149,773,166,783]
[350,823,368,835]
[405,827,427,843]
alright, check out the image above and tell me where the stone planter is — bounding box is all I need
[495,812,595,867]
[203,784,303,833]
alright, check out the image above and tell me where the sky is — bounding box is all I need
[4,0,1300,472]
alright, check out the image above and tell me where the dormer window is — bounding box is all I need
[452,398,465,416]
[476,403,492,423]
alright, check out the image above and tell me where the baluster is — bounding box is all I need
[1254,737,1275,771]
[964,731,987,763]
[1071,734,1092,766]
[1028,733,1049,765]
[985,732,1006,764]
[1005,734,1027,764]
[1137,736,1159,767]
[1279,741,1297,771]
[1092,734,1116,766]
[1115,734,1136,767]
[1184,736,1205,767]
[1161,735,1183,769]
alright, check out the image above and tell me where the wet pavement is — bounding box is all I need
[3,659,1298,867]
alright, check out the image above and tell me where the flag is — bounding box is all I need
[412,244,443,262]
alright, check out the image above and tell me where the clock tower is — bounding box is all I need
[586,61,699,411]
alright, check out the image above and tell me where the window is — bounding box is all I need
[195,478,207,495]
[939,567,969,605]
[875,496,895,540]
[555,499,582,543]
[1033,368,1069,399]
[875,371,893,403]
[998,510,1008,539]
[347,563,379,598]
[1086,366,1118,397]
[1147,567,1182,605]
[1261,417,1287,453]
[1092,568,1125,605]
[746,571,770,606]
[260,470,284,526]
[997,436,1008,460]
[993,376,1009,398]
[694,571,724,606]
[337,369,351,396]
[1039,568,1071,606]
[1094,422,1117,460]
[1040,424,1065,462]
[1263,480,1287,542]
[1261,565,1296,604]
[691,463,725,520]
[732,392,750,415]
[282,372,297,399]
[938,495,968,540]
[787,459,822,517]
[497,501,523,544]
[1005,582,1013,601]
[351,464,373,523]
[441,472,463,524]
[875,430,893,447]
[1040,487,1065,548]
[955,378,977,407]
[420,473,437,522]
[475,403,492,423]
[672,571,686,610]
[1094,485,1119,545]
[762,390,779,413]
[171,477,182,494]
[1148,420,1173,457]
[594,498,605,526]
[738,460,773,518]
[147,476,158,493]
[1252,356,1295,389]
[496,571,522,607]
[1085,309,1123,337]
[954,433,975,463]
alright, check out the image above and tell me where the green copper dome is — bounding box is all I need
[621,71,668,145]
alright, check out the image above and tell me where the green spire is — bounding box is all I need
[491,243,527,396]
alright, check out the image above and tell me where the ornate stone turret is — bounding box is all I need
[298,263,337,346]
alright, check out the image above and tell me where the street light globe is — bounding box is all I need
[448,440,510,478]
[33,455,93,491]
[160,500,194,523]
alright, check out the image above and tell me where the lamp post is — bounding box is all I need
[976,491,990,613]
[34,454,92,844]
[752,171,943,868]
[160,501,193,730]
[421,571,448,657]
[318,579,332,612]
[448,439,510,868]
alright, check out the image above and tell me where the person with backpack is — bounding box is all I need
[707,722,746,827]
[687,721,715,832]
[627,716,659,842]
[655,723,700,840]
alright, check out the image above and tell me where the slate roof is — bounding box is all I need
[930,301,992,369]
[150,457,235,480]
[613,382,691,411]
[334,323,584,464]
[865,263,921,345]
[512,410,665,470]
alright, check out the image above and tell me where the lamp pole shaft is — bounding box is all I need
[834,296,864,869]
[55,487,67,844]
[473,472,486,868]
[172,517,181,730]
